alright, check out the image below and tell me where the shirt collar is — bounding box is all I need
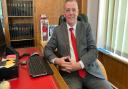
[66,23,77,31]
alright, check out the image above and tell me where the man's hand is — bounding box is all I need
[54,56,71,73]
[54,57,82,73]
[66,59,82,72]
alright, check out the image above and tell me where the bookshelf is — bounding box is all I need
[2,0,34,48]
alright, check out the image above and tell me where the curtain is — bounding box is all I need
[97,0,128,58]
[0,0,2,17]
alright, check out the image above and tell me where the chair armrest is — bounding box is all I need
[96,59,108,79]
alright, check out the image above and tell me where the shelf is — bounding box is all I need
[11,40,34,48]
[11,38,34,42]
[8,16,33,18]
[3,0,34,48]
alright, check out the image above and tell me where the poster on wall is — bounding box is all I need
[40,14,49,41]
[48,25,57,40]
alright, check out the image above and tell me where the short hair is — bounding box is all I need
[64,0,78,9]
[65,0,77,3]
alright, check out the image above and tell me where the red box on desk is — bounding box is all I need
[0,47,19,81]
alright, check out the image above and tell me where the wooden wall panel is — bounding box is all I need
[34,0,65,25]
[77,0,87,14]
[98,52,128,89]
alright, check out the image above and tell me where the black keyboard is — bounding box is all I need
[28,55,53,78]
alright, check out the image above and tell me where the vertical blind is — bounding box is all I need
[0,0,2,17]
[97,0,128,58]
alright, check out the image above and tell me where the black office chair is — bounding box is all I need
[0,20,6,58]
[0,20,19,59]
[58,13,88,25]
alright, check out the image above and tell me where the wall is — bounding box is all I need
[87,0,99,41]
[0,0,2,16]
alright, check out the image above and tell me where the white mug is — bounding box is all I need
[0,81,10,89]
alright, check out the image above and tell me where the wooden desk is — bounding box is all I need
[40,41,70,89]
[50,64,69,89]
[10,47,69,89]
[40,41,69,89]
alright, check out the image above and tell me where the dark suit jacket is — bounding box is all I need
[44,21,104,79]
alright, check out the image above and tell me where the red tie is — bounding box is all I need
[69,28,87,78]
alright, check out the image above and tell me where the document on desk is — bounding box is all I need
[0,54,16,68]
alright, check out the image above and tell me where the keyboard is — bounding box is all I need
[28,55,53,78]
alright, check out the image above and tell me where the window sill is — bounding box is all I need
[97,48,128,65]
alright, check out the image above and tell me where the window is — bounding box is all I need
[97,0,128,59]
[0,0,3,28]
[0,0,2,18]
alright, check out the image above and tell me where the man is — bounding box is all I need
[44,0,112,89]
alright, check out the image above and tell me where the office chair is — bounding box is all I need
[58,14,108,80]
[96,59,107,79]
[58,13,88,25]
[0,20,19,59]
[0,20,6,58]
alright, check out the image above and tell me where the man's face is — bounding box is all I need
[64,1,79,26]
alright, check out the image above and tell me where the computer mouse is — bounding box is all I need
[30,52,39,57]
[19,53,30,59]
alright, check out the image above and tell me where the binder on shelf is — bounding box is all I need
[9,23,34,40]
[7,0,33,16]
[9,23,34,48]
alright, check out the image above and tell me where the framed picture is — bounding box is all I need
[48,25,57,40]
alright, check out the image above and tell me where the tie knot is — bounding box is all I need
[69,28,74,31]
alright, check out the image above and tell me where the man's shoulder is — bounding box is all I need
[77,21,90,29]
[78,21,89,25]
[55,23,66,31]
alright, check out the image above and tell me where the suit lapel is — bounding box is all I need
[61,23,70,56]
[76,22,82,56]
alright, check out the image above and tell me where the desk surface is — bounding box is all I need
[10,47,69,89]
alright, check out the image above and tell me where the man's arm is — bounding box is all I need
[79,23,98,68]
[44,29,58,61]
